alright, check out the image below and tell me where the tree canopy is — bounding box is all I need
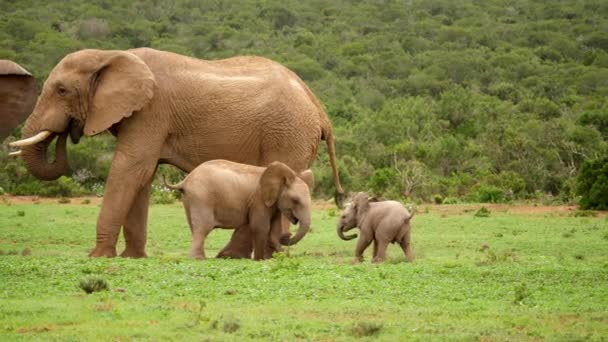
[1,0,607,204]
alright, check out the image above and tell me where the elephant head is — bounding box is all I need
[9,50,155,180]
[259,162,314,246]
[0,60,37,143]
[337,192,377,241]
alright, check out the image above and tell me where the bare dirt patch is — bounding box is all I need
[1,195,103,206]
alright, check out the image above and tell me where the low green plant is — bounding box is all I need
[572,210,598,217]
[513,282,531,304]
[351,322,383,337]
[79,277,109,294]
[474,206,491,217]
[222,315,240,333]
[58,197,71,204]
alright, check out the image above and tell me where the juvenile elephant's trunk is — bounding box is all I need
[337,225,357,241]
[283,217,310,246]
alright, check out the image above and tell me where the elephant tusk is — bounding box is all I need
[9,131,53,147]
[9,150,22,157]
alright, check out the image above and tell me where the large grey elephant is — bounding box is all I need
[8,48,344,258]
[0,60,37,143]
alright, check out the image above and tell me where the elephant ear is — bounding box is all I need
[353,192,370,215]
[298,169,314,190]
[84,51,155,136]
[0,60,37,142]
[259,162,297,207]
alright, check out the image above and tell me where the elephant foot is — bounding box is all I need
[351,257,363,264]
[120,248,147,258]
[89,246,117,258]
[192,253,206,260]
[372,256,385,264]
[216,249,251,259]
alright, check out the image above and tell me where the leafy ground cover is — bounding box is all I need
[0,200,607,340]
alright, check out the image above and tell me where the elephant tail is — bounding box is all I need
[322,126,345,208]
[162,175,183,192]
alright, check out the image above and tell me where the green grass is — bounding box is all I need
[0,202,607,341]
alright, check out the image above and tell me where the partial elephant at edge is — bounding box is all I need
[0,60,37,143]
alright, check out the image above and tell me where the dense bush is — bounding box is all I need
[576,156,608,210]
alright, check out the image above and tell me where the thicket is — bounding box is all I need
[1,0,607,204]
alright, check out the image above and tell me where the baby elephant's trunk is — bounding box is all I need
[337,225,357,240]
[282,217,311,246]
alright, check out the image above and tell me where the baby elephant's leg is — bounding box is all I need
[400,229,414,262]
[189,208,214,260]
[353,230,373,263]
[372,238,390,263]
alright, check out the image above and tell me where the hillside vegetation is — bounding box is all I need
[1,0,607,203]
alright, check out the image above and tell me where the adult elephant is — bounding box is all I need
[0,60,37,143]
[9,48,344,258]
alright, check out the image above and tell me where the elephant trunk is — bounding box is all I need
[283,216,311,246]
[20,132,69,181]
[337,224,357,241]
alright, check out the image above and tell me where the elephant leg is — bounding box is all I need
[120,180,152,258]
[216,225,253,259]
[265,215,284,259]
[189,208,214,260]
[372,239,378,258]
[353,230,373,263]
[400,229,414,262]
[372,239,390,263]
[89,149,159,257]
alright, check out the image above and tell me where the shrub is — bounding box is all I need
[576,156,608,210]
[474,206,491,217]
[471,185,504,203]
[152,184,176,204]
[79,277,109,294]
[58,197,71,204]
[12,176,88,197]
[432,194,443,204]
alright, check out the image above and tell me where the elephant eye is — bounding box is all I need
[58,86,67,96]
[292,198,300,205]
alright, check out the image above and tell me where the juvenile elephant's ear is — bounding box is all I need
[353,192,370,214]
[260,162,296,207]
[84,51,155,136]
[298,169,314,190]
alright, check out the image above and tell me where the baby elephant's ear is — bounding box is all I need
[259,162,296,207]
[298,170,314,190]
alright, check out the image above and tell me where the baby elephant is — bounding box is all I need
[165,160,313,260]
[337,192,414,263]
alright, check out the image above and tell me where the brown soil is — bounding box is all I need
[2,196,605,217]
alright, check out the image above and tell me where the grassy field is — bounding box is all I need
[0,198,607,341]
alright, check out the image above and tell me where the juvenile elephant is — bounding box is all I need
[337,192,414,263]
[164,160,313,260]
[7,48,343,258]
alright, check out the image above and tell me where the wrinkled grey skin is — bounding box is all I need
[337,192,414,263]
